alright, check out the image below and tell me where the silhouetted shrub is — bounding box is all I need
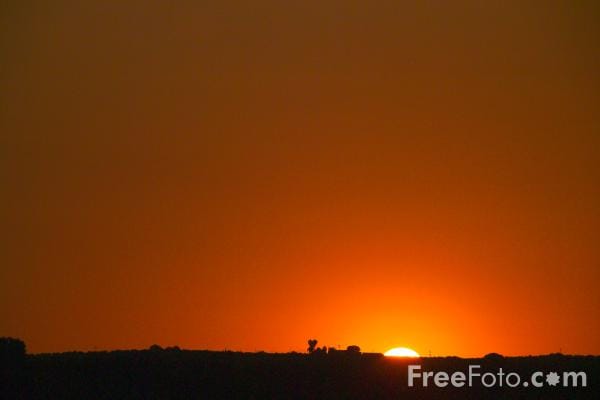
[346,345,361,353]
[149,344,163,352]
[483,352,504,361]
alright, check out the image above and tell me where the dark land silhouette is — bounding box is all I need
[1,338,599,399]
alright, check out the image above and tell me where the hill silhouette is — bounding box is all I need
[1,338,598,399]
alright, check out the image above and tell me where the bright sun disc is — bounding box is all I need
[384,347,420,358]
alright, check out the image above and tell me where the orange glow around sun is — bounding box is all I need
[384,347,420,358]
[2,0,599,358]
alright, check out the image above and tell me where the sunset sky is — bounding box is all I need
[1,1,599,356]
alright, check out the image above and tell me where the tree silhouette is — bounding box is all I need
[0,338,27,398]
[0,337,26,364]
[307,339,318,353]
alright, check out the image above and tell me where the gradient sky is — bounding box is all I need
[1,0,599,356]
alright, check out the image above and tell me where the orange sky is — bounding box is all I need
[1,0,599,356]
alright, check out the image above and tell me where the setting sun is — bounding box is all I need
[384,347,420,358]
